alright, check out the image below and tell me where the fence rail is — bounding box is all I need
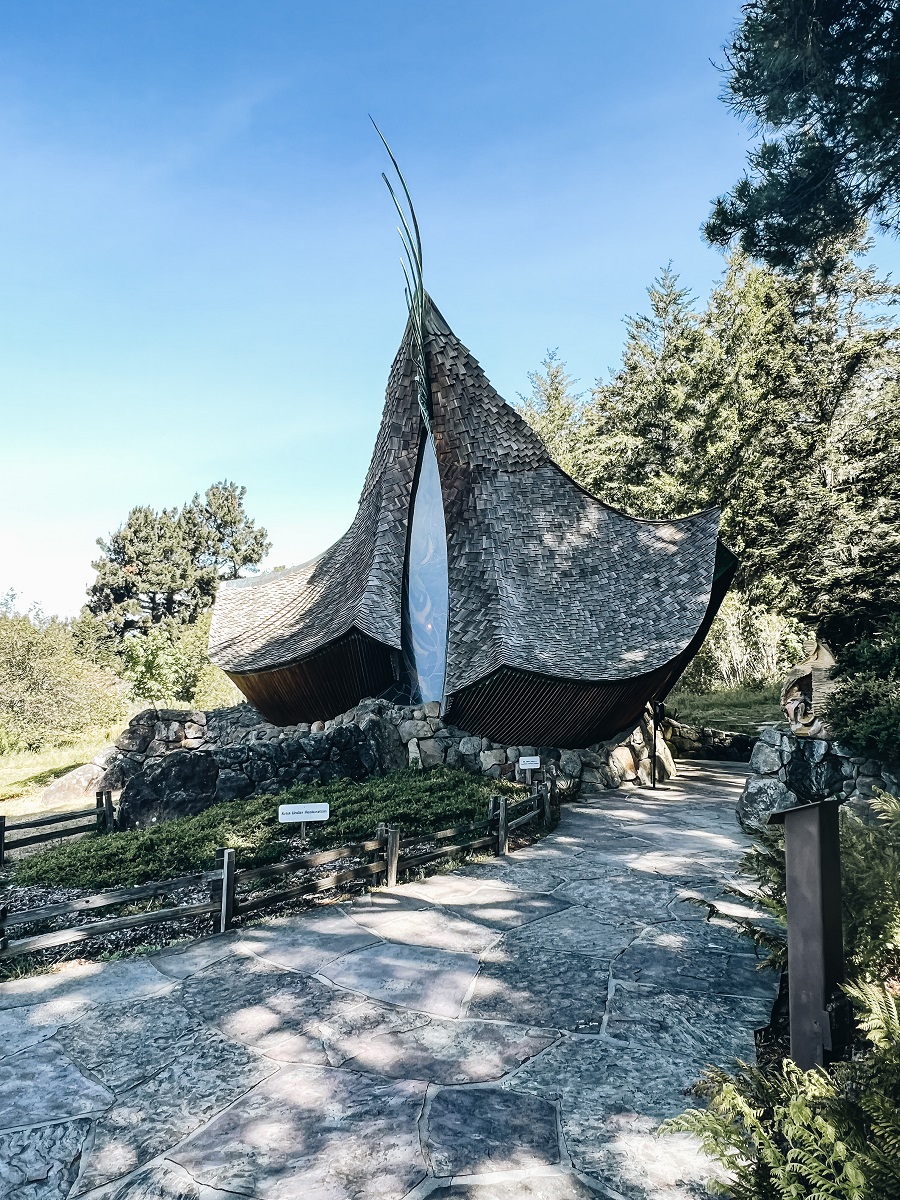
[0,783,557,963]
[0,792,118,866]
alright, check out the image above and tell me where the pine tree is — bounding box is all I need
[515,350,582,475]
[574,267,704,518]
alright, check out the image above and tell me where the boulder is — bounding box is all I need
[418,738,445,768]
[398,720,432,743]
[736,776,797,832]
[459,736,482,757]
[121,751,220,824]
[38,763,105,810]
[610,745,638,781]
[749,741,781,776]
[479,749,506,771]
[558,749,582,779]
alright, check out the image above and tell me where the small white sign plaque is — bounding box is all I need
[518,755,541,770]
[279,803,330,823]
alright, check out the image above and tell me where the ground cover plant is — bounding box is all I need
[11,766,517,890]
[663,794,900,1198]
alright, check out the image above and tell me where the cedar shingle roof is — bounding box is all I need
[209,297,721,693]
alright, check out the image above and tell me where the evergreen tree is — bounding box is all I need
[708,0,900,268]
[515,350,582,475]
[574,267,704,518]
[85,480,270,641]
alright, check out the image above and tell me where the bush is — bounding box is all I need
[824,622,900,761]
[0,605,129,754]
[664,983,900,1200]
[679,592,807,693]
[117,610,242,709]
[13,767,511,889]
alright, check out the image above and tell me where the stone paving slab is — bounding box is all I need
[0,959,173,1012]
[0,999,93,1059]
[424,1086,560,1176]
[0,1118,92,1200]
[236,907,380,974]
[319,942,482,1017]
[429,1176,606,1199]
[150,931,245,980]
[0,1039,114,1131]
[74,1031,274,1194]
[501,909,647,961]
[466,942,609,1030]
[56,995,218,1092]
[346,902,502,954]
[172,1065,428,1200]
[338,1016,557,1083]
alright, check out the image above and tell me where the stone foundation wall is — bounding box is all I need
[737,726,900,830]
[662,719,754,762]
[100,698,679,827]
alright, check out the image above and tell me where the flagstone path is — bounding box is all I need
[0,761,778,1200]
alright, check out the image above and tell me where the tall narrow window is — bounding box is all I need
[401,432,449,705]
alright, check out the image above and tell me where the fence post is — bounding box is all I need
[0,815,5,868]
[214,848,236,934]
[104,791,115,833]
[497,795,508,856]
[95,792,105,831]
[0,905,7,953]
[541,782,552,828]
[386,827,400,888]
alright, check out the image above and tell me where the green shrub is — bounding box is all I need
[823,623,900,762]
[13,767,510,889]
[664,982,900,1200]
[0,605,128,754]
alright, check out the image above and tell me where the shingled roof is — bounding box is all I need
[209,296,730,742]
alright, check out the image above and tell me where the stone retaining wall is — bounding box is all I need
[100,698,680,826]
[737,726,900,830]
[662,719,754,762]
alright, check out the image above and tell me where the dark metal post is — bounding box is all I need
[103,791,115,833]
[770,800,844,1070]
[0,815,5,868]
[214,848,236,934]
[96,792,105,831]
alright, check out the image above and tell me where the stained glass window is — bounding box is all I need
[401,432,449,705]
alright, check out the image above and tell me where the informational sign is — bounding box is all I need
[278,803,330,823]
[518,755,541,770]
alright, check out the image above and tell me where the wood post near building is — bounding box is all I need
[386,827,400,887]
[769,798,845,1070]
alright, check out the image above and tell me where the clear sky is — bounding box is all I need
[2,1,896,618]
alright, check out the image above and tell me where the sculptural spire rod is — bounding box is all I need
[371,118,432,432]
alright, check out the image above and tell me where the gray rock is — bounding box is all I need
[736,775,796,830]
[558,749,582,778]
[759,726,785,748]
[214,768,253,802]
[418,737,446,768]
[480,748,507,771]
[116,728,152,753]
[749,741,781,775]
[423,701,442,718]
[37,763,105,809]
[398,719,432,742]
[459,736,482,757]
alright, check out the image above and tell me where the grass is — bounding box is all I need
[667,682,783,731]
[0,731,119,815]
[10,767,520,890]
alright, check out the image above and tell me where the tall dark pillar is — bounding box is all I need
[770,799,844,1070]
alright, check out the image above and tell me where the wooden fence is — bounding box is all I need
[0,784,555,962]
[0,792,116,867]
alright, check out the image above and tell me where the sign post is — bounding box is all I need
[279,802,330,842]
[518,754,541,791]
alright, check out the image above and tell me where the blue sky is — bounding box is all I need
[2,1,897,617]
